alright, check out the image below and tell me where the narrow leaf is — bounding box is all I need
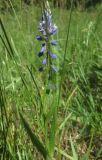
[70,136,78,160]
[20,112,48,159]
[0,18,14,57]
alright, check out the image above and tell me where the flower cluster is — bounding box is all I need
[36,9,58,73]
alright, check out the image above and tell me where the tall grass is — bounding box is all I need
[0,1,102,160]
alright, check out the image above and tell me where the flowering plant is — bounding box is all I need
[36,1,58,76]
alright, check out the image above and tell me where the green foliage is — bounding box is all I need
[20,113,49,159]
[0,3,102,160]
[0,0,101,11]
[0,0,21,11]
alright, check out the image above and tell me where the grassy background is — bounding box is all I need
[0,2,102,160]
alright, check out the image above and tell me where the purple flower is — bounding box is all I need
[42,58,47,65]
[42,11,52,27]
[50,53,57,59]
[38,52,43,57]
[51,40,58,46]
[49,24,58,35]
[38,44,46,57]
[40,44,46,53]
[39,11,58,36]
[36,35,43,41]
[48,51,57,59]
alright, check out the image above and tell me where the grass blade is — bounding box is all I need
[55,147,73,160]
[0,18,14,57]
[70,135,78,160]
[0,34,12,58]
[19,112,48,159]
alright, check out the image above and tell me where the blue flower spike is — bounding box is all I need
[36,1,58,74]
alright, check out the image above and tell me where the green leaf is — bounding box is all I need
[20,112,48,159]
[55,147,73,160]
[70,136,78,160]
[0,18,14,57]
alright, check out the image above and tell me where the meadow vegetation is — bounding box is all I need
[0,1,102,159]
